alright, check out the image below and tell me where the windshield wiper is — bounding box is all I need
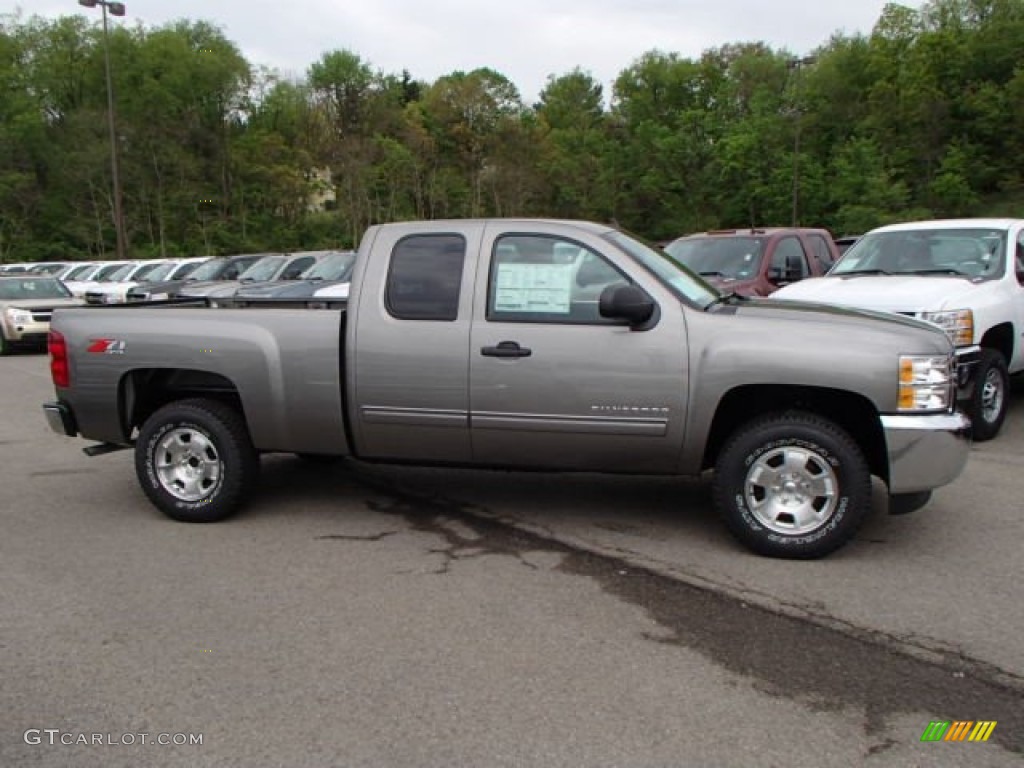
[698,270,725,277]
[704,291,744,311]
[903,268,970,277]
[837,269,891,276]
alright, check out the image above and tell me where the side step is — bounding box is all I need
[83,442,132,457]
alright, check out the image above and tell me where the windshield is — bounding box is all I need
[0,277,71,300]
[664,236,766,280]
[170,261,203,280]
[239,256,284,282]
[129,262,169,281]
[187,259,226,280]
[604,231,719,308]
[138,262,178,281]
[832,228,1007,279]
[102,264,136,282]
[303,252,356,281]
[64,264,95,280]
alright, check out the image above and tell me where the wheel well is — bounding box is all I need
[120,368,243,438]
[980,323,1014,362]
[702,385,888,481]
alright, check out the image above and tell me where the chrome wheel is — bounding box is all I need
[745,446,839,535]
[154,428,222,501]
[980,367,1004,424]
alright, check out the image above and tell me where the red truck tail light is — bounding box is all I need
[48,330,70,387]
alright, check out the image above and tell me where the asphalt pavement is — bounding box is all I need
[1,352,1021,767]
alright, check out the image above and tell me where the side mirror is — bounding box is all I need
[767,266,802,284]
[599,284,656,328]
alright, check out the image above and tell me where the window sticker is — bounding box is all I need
[494,263,574,314]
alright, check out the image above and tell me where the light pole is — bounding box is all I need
[79,0,128,260]
[787,55,816,227]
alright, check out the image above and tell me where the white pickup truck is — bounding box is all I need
[775,219,1024,440]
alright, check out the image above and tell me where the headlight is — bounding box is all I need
[920,309,973,346]
[899,354,953,412]
[6,308,33,325]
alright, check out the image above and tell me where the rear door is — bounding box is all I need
[468,223,689,473]
[350,223,484,462]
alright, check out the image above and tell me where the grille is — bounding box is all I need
[30,310,52,322]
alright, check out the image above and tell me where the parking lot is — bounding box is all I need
[2,351,1022,767]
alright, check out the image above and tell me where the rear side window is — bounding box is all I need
[807,234,834,269]
[386,234,466,321]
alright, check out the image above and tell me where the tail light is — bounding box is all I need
[48,330,70,387]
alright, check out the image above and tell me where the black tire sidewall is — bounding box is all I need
[135,402,252,522]
[715,417,870,559]
[967,350,1008,442]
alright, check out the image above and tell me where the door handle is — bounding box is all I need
[481,341,532,358]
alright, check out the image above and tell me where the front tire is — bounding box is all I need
[712,411,872,559]
[135,398,258,523]
[965,349,1008,442]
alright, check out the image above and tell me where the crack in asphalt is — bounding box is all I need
[337,470,1024,757]
[315,531,400,542]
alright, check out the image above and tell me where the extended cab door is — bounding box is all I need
[469,223,689,472]
[349,223,484,462]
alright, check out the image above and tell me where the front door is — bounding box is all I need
[469,224,689,472]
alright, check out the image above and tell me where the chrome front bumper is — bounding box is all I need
[954,345,981,390]
[881,412,971,494]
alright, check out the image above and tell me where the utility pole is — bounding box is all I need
[79,0,128,259]
[787,55,816,228]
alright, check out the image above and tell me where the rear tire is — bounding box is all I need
[135,398,258,523]
[965,349,1008,442]
[712,411,872,559]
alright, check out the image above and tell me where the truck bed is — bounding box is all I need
[50,302,351,456]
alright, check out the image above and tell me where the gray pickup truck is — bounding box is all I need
[42,219,971,559]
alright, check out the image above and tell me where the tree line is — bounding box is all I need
[1,0,1022,262]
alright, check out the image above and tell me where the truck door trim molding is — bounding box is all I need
[471,411,668,437]
[360,406,468,428]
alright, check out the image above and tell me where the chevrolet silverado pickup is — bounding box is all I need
[42,219,971,559]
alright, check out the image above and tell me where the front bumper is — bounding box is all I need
[1,317,51,344]
[43,401,78,437]
[954,345,981,390]
[881,412,971,494]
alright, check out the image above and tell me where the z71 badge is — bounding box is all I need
[87,339,126,355]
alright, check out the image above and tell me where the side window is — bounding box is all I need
[1016,234,1024,286]
[487,234,629,324]
[385,234,465,321]
[807,234,834,270]
[771,237,810,279]
[281,257,314,280]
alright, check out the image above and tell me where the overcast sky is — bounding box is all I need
[18,1,921,102]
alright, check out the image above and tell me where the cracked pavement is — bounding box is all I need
[2,354,1022,767]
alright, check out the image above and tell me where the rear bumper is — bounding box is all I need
[881,412,971,494]
[43,401,78,437]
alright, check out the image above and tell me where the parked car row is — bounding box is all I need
[0,249,355,354]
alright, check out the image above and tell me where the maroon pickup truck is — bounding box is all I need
[664,228,839,297]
